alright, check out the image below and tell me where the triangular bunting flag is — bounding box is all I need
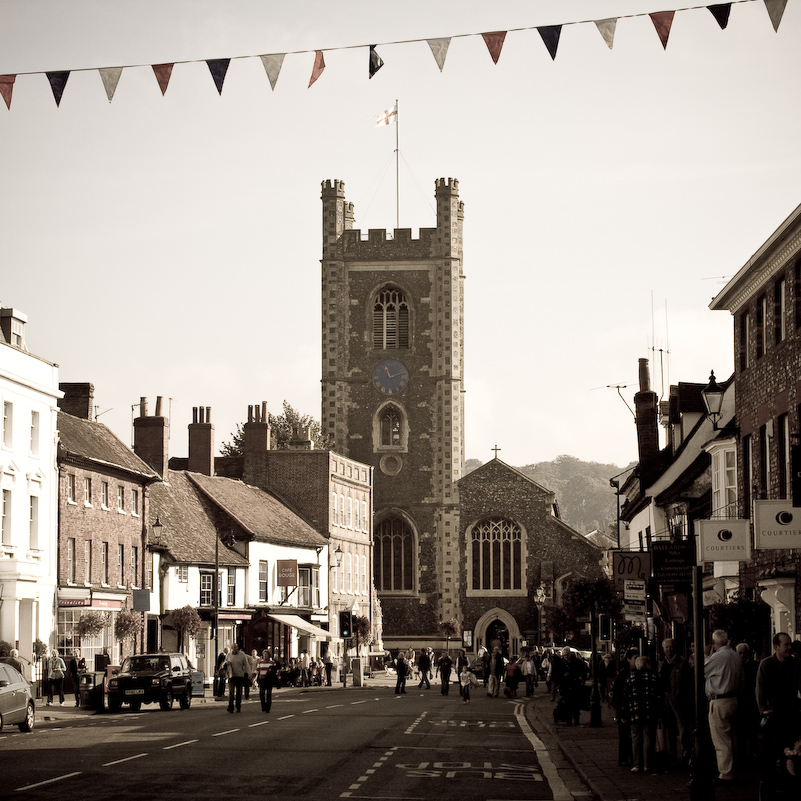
[309,51,325,88]
[47,71,70,107]
[427,38,451,71]
[206,59,230,95]
[764,0,788,31]
[537,25,562,61]
[594,18,617,49]
[260,54,285,91]
[369,46,384,79]
[306,50,325,89]
[99,67,122,102]
[152,64,174,96]
[650,11,675,50]
[0,75,16,110]
[481,31,507,65]
[707,4,732,29]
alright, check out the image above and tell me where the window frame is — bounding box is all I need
[467,517,526,597]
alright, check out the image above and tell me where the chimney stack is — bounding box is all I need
[58,383,95,420]
[634,358,660,487]
[133,395,170,477]
[188,405,214,476]
[243,402,271,453]
[289,424,314,450]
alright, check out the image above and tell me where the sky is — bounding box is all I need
[1,0,800,469]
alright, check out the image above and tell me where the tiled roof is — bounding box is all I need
[57,411,159,480]
[187,473,328,549]
[149,471,248,567]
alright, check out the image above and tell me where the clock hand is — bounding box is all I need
[386,370,406,379]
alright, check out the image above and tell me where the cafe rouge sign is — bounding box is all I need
[695,519,751,562]
[277,560,298,587]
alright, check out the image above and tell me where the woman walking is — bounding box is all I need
[47,649,67,706]
[622,654,662,773]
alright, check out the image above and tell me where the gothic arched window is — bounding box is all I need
[373,286,409,349]
[380,405,402,447]
[470,517,523,592]
[374,516,414,592]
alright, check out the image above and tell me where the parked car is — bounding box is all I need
[0,663,35,732]
[107,652,192,712]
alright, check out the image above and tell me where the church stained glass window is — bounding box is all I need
[471,517,522,591]
[374,517,414,592]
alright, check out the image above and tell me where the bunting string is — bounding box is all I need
[0,0,789,108]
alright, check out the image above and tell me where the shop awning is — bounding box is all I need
[268,613,334,640]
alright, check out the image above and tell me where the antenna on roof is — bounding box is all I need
[590,383,636,419]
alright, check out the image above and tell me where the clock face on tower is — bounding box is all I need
[371,359,409,396]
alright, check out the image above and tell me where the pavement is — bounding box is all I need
[33,675,767,801]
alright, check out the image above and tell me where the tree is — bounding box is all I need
[220,400,334,456]
[353,615,371,641]
[171,605,202,651]
[115,610,140,643]
[709,595,771,654]
[438,618,461,653]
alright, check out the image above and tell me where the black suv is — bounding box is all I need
[107,653,192,712]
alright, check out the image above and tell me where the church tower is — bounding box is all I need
[320,178,465,647]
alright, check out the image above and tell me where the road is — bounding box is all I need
[0,684,586,801]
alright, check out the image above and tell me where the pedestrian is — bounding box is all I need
[704,628,744,784]
[299,649,311,687]
[437,651,453,695]
[456,650,470,697]
[215,646,229,698]
[610,648,639,766]
[68,649,85,707]
[521,653,538,696]
[255,649,277,713]
[47,648,67,706]
[488,647,505,698]
[460,663,474,704]
[657,637,694,763]
[756,632,801,782]
[481,646,491,687]
[225,643,251,713]
[505,655,522,697]
[2,647,24,675]
[323,647,334,686]
[394,651,408,694]
[549,649,565,701]
[557,647,588,726]
[601,653,614,702]
[417,648,431,689]
[623,655,662,773]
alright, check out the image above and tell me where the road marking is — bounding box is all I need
[15,772,82,791]
[277,715,295,720]
[302,708,318,714]
[163,740,198,750]
[514,708,572,801]
[212,729,240,737]
[102,753,148,766]
[248,721,269,728]
[351,700,368,705]
[326,704,344,709]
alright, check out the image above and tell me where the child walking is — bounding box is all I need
[459,665,473,704]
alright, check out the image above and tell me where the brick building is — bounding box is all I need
[710,201,801,637]
[56,384,160,664]
[319,178,603,654]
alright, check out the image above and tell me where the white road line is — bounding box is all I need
[277,715,295,720]
[163,740,198,750]
[212,729,240,737]
[248,721,269,728]
[514,708,572,801]
[351,700,368,705]
[15,772,82,792]
[102,753,148,766]
[302,708,318,714]
[326,704,343,708]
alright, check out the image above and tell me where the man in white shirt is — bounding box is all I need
[225,643,251,713]
[704,629,744,783]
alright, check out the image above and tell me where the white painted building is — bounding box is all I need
[0,307,61,673]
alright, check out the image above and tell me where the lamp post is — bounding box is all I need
[701,370,724,430]
[148,517,163,652]
[533,585,546,646]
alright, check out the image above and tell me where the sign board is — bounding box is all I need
[276,559,298,587]
[696,519,751,562]
[624,579,646,600]
[612,551,651,594]
[651,540,695,584]
[132,589,150,612]
[754,500,801,550]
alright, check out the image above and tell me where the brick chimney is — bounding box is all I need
[133,396,169,477]
[242,402,270,486]
[289,424,314,450]
[634,358,660,487]
[58,383,95,420]
[188,406,214,476]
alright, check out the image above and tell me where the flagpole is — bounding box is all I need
[395,98,399,230]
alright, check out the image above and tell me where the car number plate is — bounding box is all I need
[125,689,145,695]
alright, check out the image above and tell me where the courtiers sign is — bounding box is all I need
[754,500,801,550]
[696,519,751,562]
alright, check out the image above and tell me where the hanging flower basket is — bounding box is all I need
[75,611,109,637]
[114,610,140,642]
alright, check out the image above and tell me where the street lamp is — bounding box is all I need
[151,517,163,545]
[701,370,724,430]
[533,584,546,646]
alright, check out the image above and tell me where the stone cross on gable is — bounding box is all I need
[491,445,501,458]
